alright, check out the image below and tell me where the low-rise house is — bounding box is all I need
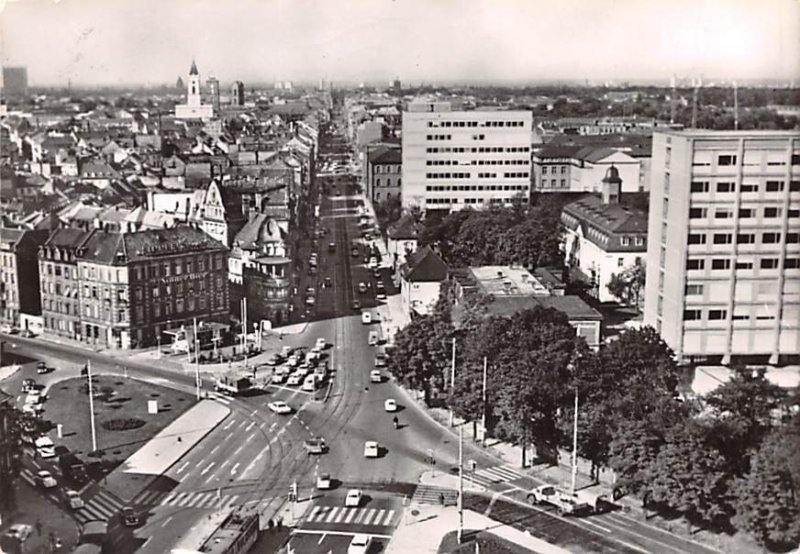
[386,214,423,271]
[399,245,449,318]
[561,166,647,303]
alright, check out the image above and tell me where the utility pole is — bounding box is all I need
[669,74,677,125]
[481,357,488,447]
[457,423,464,543]
[733,80,739,131]
[570,387,579,494]
[193,317,201,400]
[449,338,456,427]
[691,77,700,129]
[87,360,97,452]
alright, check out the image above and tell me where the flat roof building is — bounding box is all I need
[643,129,800,365]
[401,100,532,212]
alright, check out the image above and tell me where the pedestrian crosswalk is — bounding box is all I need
[73,489,124,524]
[134,489,240,511]
[466,465,526,488]
[411,485,458,506]
[208,392,232,404]
[304,505,398,528]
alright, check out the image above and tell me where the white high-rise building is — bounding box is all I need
[401,100,532,212]
[644,129,800,365]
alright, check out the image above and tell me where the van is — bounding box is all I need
[302,375,317,392]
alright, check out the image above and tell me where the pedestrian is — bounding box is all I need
[439,493,445,505]
[35,520,42,536]
[268,518,274,532]
[277,516,283,529]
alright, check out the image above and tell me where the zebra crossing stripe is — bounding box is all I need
[324,507,339,523]
[374,509,385,525]
[382,510,395,526]
[353,509,366,524]
[186,493,205,508]
[344,508,357,524]
[334,509,346,523]
[308,506,321,520]
[162,492,178,505]
[362,508,376,525]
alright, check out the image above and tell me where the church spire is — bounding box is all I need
[189,59,199,76]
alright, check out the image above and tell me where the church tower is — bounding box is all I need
[187,60,201,107]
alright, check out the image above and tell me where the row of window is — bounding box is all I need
[542,166,568,174]
[688,232,800,245]
[692,153,800,167]
[686,257,800,270]
[426,146,530,154]
[426,159,529,166]
[426,171,529,180]
[690,180,800,193]
[425,197,522,205]
[374,178,400,187]
[683,308,779,322]
[373,164,399,173]
[425,184,529,192]
[689,206,800,219]
[131,255,225,281]
[427,120,526,128]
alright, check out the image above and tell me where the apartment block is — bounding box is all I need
[401,100,532,211]
[643,130,800,365]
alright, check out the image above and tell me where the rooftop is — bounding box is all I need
[655,129,800,138]
[469,266,551,297]
[563,195,648,236]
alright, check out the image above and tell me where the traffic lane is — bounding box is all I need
[289,531,388,554]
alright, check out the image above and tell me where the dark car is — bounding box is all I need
[121,507,139,527]
[36,362,53,374]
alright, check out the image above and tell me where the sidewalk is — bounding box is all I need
[386,505,570,554]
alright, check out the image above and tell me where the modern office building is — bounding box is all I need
[401,100,532,212]
[643,129,800,365]
[2,66,28,101]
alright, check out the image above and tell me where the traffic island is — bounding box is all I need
[103,399,230,502]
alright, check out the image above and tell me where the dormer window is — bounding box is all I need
[621,236,631,246]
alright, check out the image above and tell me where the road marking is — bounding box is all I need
[374,509,385,525]
[233,444,245,456]
[163,492,178,504]
[200,462,215,475]
[203,472,217,485]
[318,533,326,544]
[160,516,173,528]
[362,508,376,525]
[251,409,258,415]
[344,508,357,524]
[324,507,339,523]
[334,509,346,523]
[292,529,393,540]
[241,450,265,478]
[231,463,240,475]
[581,518,612,533]
[222,419,235,431]
[176,461,190,474]
[245,421,256,432]
[238,420,248,429]
[209,444,221,455]
[308,506,322,520]
[382,510,395,526]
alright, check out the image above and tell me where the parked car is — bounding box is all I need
[345,489,362,507]
[304,437,327,455]
[20,329,35,338]
[36,362,53,374]
[526,485,592,516]
[358,282,367,294]
[352,299,361,310]
[370,370,382,383]
[121,507,139,527]
[2,523,33,544]
[314,338,327,351]
[368,331,379,346]
[368,257,378,269]
[384,399,398,412]
[271,372,287,384]
[287,373,303,386]
[361,311,372,324]
[21,378,37,393]
[363,441,379,458]
[374,353,387,367]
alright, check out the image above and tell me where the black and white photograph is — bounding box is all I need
[0,1,799,553]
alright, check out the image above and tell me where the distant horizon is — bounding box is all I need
[2,0,798,87]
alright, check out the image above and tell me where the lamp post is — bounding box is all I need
[449,338,456,427]
[86,360,97,452]
[568,351,582,495]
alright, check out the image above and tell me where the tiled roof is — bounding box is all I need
[43,227,93,249]
[233,214,284,250]
[123,226,226,262]
[481,295,602,321]
[535,145,581,159]
[368,146,401,165]
[400,245,448,282]
[563,194,648,235]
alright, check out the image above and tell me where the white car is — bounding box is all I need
[358,282,367,294]
[370,370,382,383]
[368,331,378,346]
[36,470,57,489]
[345,489,362,507]
[361,311,372,324]
[268,401,292,415]
[287,373,303,386]
[374,353,387,367]
[348,534,371,554]
[384,399,398,412]
[24,391,44,405]
[271,372,286,384]
[364,441,379,458]
[316,473,332,490]
[314,338,326,351]
[65,489,84,509]
[368,257,378,269]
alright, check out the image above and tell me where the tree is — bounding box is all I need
[0,401,26,513]
[703,366,786,475]
[607,263,646,310]
[647,423,732,533]
[732,421,800,549]
[608,419,665,495]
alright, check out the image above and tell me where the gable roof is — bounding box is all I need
[387,214,422,240]
[368,146,401,165]
[400,245,448,282]
[563,194,648,236]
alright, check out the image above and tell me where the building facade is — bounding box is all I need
[643,129,800,365]
[401,101,532,212]
[365,146,402,203]
[175,61,214,120]
[2,66,28,101]
[231,81,245,106]
[561,166,648,303]
[0,228,49,329]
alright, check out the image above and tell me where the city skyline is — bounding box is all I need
[1,0,799,87]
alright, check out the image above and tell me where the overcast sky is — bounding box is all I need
[1,0,798,86]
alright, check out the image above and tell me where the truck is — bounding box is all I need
[526,485,592,516]
[59,452,89,484]
[214,372,252,396]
